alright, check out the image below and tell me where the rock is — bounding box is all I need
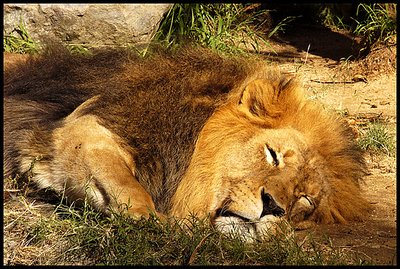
[3,4,172,47]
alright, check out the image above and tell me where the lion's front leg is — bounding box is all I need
[48,114,158,220]
[81,149,157,220]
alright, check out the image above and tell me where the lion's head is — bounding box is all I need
[171,77,371,241]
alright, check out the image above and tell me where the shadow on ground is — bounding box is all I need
[263,24,365,62]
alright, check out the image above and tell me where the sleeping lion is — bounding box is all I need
[3,45,371,242]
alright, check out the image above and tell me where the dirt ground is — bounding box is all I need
[3,25,396,265]
[260,24,397,265]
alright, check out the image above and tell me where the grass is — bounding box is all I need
[153,4,273,54]
[353,4,397,49]
[358,121,396,157]
[3,19,39,54]
[319,5,351,31]
[3,179,371,265]
[3,22,92,56]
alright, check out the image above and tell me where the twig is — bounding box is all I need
[187,232,214,265]
[310,79,360,84]
[304,43,310,65]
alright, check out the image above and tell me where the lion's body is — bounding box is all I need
[4,46,371,240]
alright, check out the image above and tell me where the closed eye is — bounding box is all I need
[264,144,279,166]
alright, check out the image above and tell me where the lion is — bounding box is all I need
[3,44,371,242]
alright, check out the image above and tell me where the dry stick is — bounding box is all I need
[187,232,214,265]
[304,43,310,65]
[310,79,363,84]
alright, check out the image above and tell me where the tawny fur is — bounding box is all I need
[3,45,371,232]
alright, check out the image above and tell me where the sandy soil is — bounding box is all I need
[261,24,397,265]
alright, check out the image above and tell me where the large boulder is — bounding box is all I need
[3,4,172,47]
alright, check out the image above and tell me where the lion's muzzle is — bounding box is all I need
[212,190,287,242]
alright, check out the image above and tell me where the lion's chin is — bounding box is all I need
[213,214,292,243]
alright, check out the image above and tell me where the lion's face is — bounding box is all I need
[173,123,327,242]
[209,128,323,241]
[171,78,369,242]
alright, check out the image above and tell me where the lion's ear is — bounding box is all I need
[239,79,267,117]
[239,77,300,118]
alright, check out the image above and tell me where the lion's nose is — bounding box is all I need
[260,190,285,218]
